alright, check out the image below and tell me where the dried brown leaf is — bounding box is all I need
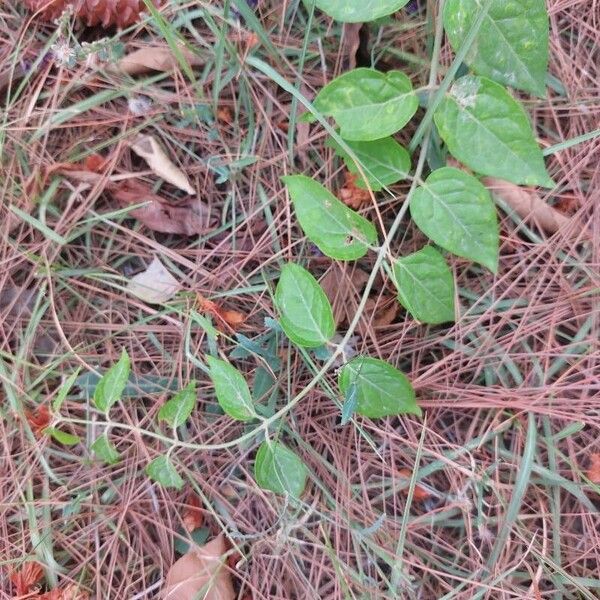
[483,177,571,234]
[320,265,370,328]
[343,23,363,70]
[131,134,195,194]
[182,492,204,533]
[112,180,212,235]
[586,453,600,485]
[162,534,235,600]
[127,257,181,304]
[112,45,202,76]
[195,295,246,332]
[26,405,52,438]
[338,171,371,210]
[10,561,44,596]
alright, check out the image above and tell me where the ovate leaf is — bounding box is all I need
[91,434,120,465]
[434,76,553,187]
[274,263,335,348]
[146,455,184,490]
[328,137,411,191]
[52,367,81,413]
[409,167,499,272]
[338,356,420,418]
[282,175,377,260]
[45,427,81,446]
[254,441,308,498]
[311,68,418,141]
[158,382,197,428]
[444,0,549,97]
[392,246,455,324]
[93,349,130,413]
[206,356,256,421]
[312,0,410,23]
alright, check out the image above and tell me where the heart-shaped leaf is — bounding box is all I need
[311,68,418,141]
[338,356,420,418]
[444,0,549,97]
[311,0,410,23]
[93,349,130,413]
[146,455,184,490]
[206,357,256,421]
[158,382,197,428]
[409,167,499,272]
[91,434,120,465]
[434,75,553,187]
[328,137,411,191]
[282,175,377,260]
[392,246,456,324]
[274,263,335,348]
[254,441,308,498]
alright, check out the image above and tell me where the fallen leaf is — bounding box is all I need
[216,107,233,125]
[373,295,399,327]
[131,134,195,195]
[112,180,212,235]
[587,453,600,485]
[127,257,181,305]
[483,177,571,235]
[343,23,363,70]
[10,561,44,596]
[398,468,431,502]
[182,492,204,533]
[111,45,203,76]
[162,534,235,600]
[320,265,370,327]
[26,405,52,438]
[338,171,371,210]
[196,294,245,332]
[83,154,107,172]
[38,583,90,600]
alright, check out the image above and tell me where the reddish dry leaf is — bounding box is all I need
[26,405,52,438]
[182,492,204,533]
[10,561,44,596]
[320,265,370,328]
[111,45,202,76]
[216,107,233,125]
[338,171,371,210]
[162,534,235,600]
[83,154,107,172]
[112,180,212,236]
[196,294,245,331]
[37,583,90,600]
[398,468,431,502]
[586,453,600,485]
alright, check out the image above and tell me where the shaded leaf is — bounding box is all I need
[206,356,256,421]
[162,534,235,600]
[45,427,81,446]
[340,380,359,425]
[146,455,184,490]
[274,263,335,348]
[126,257,181,305]
[434,75,553,187]
[158,382,197,428]
[91,434,120,465]
[131,134,195,194]
[392,246,456,324]
[282,175,377,260]
[311,0,410,24]
[338,356,420,418]
[93,349,130,413]
[254,441,308,498]
[409,167,499,272]
[329,137,411,191]
[311,68,418,140]
[444,0,549,96]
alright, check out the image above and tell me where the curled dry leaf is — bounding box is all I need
[162,534,235,600]
[10,561,44,596]
[586,453,600,485]
[196,294,245,332]
[37,583,90,600]
[112,45,203,76]
[126,257,181,305]
[182,491,204,533]
[483,177,571,235]
[338,170,372,210]
[112,180,212,235]
[131,134,195,194]
[343,22,363,70]
[398,468,431,502]
[26,405,52,438]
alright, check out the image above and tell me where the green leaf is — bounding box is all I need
[146,455,184,490]
[434,75,553,187]
[52,367,81,413]
[444,0,549,97]
[338,356,420,418]
[254,441,308,498]
[206,357,256,421]
[312,68,418,141]
[158,381,197,428]
[282,175,377,260]
[45,427,80,446]
[91,434,120,465]
[274,263,335,348]
[340,381,359,425]
[409,167,499,272]
[392,246,456,324]
[328,137,411,191]
[93,349,130,413]
[311,0,410,23]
